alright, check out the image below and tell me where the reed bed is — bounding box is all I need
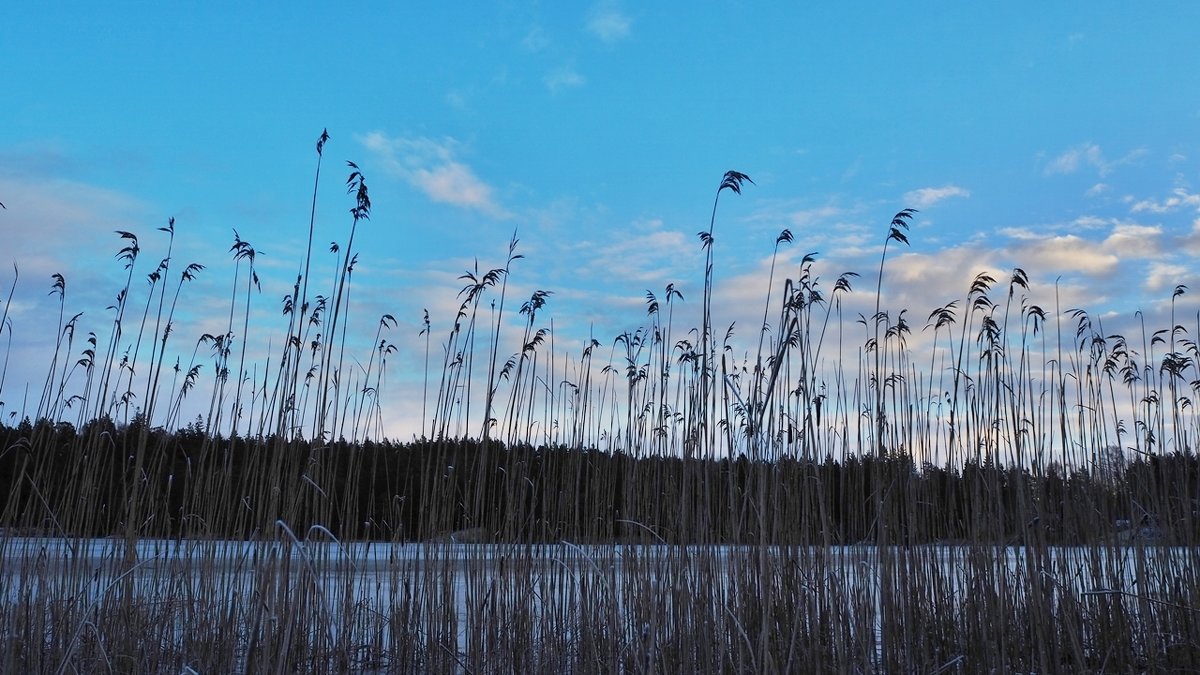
[1,135,1198,672]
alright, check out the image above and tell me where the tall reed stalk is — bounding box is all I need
[0,158,1196,672]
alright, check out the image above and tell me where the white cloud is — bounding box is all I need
[1085,183,1109,197]
[1000,216,1107,240]
[1043,143,1146,178]
[1071,215,1108,230]
[884,246,1001,300]
[993,220,1165,283]
[794,206,846,228]
[1181,217,1200,254]
[575,225,692,285]
[902,185,970,208]
[1044,142,1105,176]
[1102,223,1162,258]
[998,226,1039,240]
[586,3,631,43]
[359,132,510,218]
[1129,187,1200,214]
[1144,262,1190,293]
[0,175,151,284]
[545,66,586,92]
[741,198,847,233]
[1013,234,1119,276]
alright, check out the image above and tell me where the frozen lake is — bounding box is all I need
[1,533,1193,671]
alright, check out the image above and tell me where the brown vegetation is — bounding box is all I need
[1,141,1198,672]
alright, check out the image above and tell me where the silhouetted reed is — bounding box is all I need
[0,140,1197,672]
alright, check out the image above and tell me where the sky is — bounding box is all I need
[2,3,1199,443]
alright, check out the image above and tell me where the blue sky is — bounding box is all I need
[2,3,1199,441]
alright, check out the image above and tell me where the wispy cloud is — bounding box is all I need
[545,65,586,92]
[0,175,149,280]
[573,218,693,284]
[787,204,844,227]
[359,132,510,218]
[903,185,970,208]
[1071,215,1109,230]
[1043,143,1146,177]
[1000,215,1108,240]
[444,89,469,110]
[1129,187,1200,214]
[746,199,846,230]
[522,25,550,52]
[586,2,631,43]
[1044,142,1106,176]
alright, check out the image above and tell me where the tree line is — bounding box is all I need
[2,416,1196,546]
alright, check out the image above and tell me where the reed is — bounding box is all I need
[0,142,1197,672]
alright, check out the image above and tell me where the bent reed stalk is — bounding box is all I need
[0,147,1198,673]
